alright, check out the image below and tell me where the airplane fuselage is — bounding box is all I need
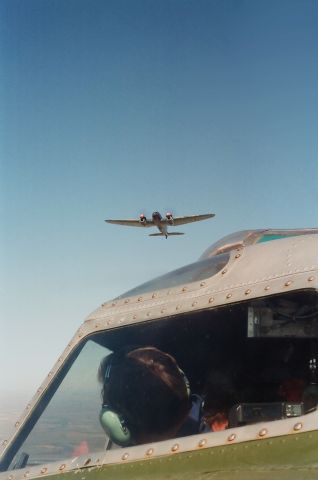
[151,211,168,237]
[2,229,318,480]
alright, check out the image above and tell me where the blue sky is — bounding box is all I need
[1,0,318,400]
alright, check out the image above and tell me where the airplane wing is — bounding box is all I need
[105,219,154,227]
[170,213,215,226]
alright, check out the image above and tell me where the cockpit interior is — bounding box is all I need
[2,289,318,472]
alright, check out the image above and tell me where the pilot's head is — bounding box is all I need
[98,347,191,446]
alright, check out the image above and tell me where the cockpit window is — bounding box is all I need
[6,342,110,469]
[200,229,318,258]
[2,289,318,472]
[117,252,230,299]
[257,234,297,243]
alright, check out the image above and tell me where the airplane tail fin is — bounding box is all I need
[149,232,184,237]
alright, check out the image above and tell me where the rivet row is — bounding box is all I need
[93,275,318,328]
[4,420,310,475]
[99,270,318,312]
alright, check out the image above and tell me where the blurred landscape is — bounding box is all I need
[0,389,106,466]
[0,392,29,443]
[0,341,108,466]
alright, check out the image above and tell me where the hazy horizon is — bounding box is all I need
[0,392,31,442]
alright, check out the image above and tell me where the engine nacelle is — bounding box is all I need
[166,212,174,225]
[139,213,147,225]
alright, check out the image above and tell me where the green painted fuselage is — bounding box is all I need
[45,431,318,480]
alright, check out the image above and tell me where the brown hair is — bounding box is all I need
[99,347,190,441]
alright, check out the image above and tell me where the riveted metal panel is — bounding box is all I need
[2,428,318,480]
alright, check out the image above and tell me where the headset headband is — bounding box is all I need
[103,346,138,385]
[104,358,113,383]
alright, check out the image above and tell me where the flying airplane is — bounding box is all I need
[2,228,318,480]
[105,211,215,238]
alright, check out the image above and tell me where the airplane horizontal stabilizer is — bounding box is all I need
[149,232,184,237]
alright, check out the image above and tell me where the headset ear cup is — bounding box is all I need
[99,407,132,447]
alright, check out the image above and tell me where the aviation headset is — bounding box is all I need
[99,348,191,446]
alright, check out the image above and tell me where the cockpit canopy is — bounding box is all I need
[200,228,318,259]
[118,228,318,300]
